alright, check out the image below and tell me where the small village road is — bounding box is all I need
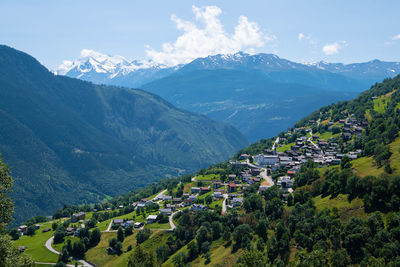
[45,236,95,267]
[222,194,228,214]
[272,136,280,151]
[104,220,113,232]
[169,211,180,230]
[260,168,274,186]
[154,189,167,200]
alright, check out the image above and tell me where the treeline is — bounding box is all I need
[292,160,400,214]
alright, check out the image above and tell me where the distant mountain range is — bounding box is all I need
[58,51,400,141]
[0,45,247,223]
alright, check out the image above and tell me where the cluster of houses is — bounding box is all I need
[255,117,364,169]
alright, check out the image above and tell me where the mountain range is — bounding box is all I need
[58,51,400,141]
[0,45,247,223]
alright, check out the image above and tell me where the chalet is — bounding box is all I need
[191,187,201,193]
[228,174,237,180]
[166,204,177,211]
[229,160,248,168]
[113,219,124,226]
[213,191,223,199]
[250,168,262,176]
[239,154,249,160]
[213,182,222,189]
[231,197,243,207]
[134,222,143,228]
[184,199,193,207]
[160,208,172,216]
[66,227,75,236]
[42,228,51,233]
[228,183,238,193]
[118,205,124,209]
[161,195,172,201]
[172,198,182,204]
[228,193,238,199]
[200,187,211,193]
[191,204,208,212]
[18,225,27,234]
[125,220,135,227]
[291,145,300,151]
[146,215,158,224]
[137,203,146,208]
[145,200,155,206]
[342,132,352,141]
[214,188,225,193]
[277,176,293,188]
[189,194,198,201]
[71,212,85,223]
[287,170,296,177]
[74,228,81,237]
[183,193,190,199]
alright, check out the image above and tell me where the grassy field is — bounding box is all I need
[277,142,295,152]
[13,222,58,263]
[352,156,385,177]
[316,131,339,141]
[209,199,224,210]
[314,194,368,222]
[145,222,171,230]
[163,237,242,267]
[195,174,221,181]
[52,235,80,252]
[85,231,142,266]
[373,92,393,114]
[389,136,400,173]
[352,136,400,177]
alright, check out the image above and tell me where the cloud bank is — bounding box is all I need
[322,41,346,55]
[146,5,275,66]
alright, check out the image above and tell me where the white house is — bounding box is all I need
[255,154,278,165]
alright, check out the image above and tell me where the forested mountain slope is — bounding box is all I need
[12,74,400,266]
[0,45,247,223]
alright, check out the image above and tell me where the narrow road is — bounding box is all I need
[308,130,324,155]
[222,194,228,214]
[169,211,179,230]
[45,236,94,267]
[154,189,167,200]
[260,168,274,186]
[104,220,113,232]
[272,136,280,151]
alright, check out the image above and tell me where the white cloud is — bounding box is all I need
[145,5,275,66]
[298,33,305,41]
[393,34,400,40]
[322,41,346,55]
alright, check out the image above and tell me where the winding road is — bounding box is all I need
[45,236,94,267]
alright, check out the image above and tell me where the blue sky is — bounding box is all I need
[1,0,399,69]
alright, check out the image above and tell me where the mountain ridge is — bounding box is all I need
[0,45,248,223]
[57,50,400,89]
